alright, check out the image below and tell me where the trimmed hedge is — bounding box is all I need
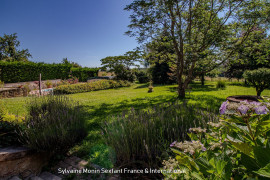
[0,61,99,83]
[54,80,131,94]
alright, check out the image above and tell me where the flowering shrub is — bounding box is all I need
[162,99,270,179]
[54,80,131,94]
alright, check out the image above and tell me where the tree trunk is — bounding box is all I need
[201,74,205,86]
[257,90,262,97]
[178,84,186,98]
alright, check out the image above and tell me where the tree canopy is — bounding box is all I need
[0,33,31,62]
[125,0,269,97]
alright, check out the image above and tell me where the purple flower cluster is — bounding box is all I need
[219,100,269,115]
[219,101,228,114]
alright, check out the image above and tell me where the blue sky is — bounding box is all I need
[0,0,138,67]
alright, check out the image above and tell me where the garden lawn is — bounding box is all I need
[2,81,270,166]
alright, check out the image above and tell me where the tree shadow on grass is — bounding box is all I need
[167,84,218,93]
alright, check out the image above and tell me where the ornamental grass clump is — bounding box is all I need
[216,80,226,89]
[103,101,218,168]
[18,95,87,154]
[162,99,270,179]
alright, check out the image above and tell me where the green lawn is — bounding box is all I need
[2,81,270,165]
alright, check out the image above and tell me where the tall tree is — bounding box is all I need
[125,0,268,98]
[0,33,31,62]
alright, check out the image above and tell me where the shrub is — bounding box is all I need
[216,80,226,89]
[162,100,270,179]
[54,80,131,94]
[0,101,22,147]
[243,68,270,96]
[103,101,218,168]
[18,95,87,154]
[135,71,150,83]
[114,64,136,82]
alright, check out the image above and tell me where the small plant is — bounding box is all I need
[18,95,87,154]
[23,83,31,94]
[243,68,270,96]
[45,80,53,88]
[148,80,154,93]
[216,80,226,89]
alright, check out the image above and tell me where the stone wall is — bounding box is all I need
[0,88,27,98]
[0,147,51,179]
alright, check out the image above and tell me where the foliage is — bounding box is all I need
[104,101,218,168]
[162,100,270,179]
[62,57,81,68]
[243,68,270,96]
[150,62,175,84]
[100,51,141,82]
[54,80,131,94]
[0,33,31,62]
[18,95,86,153]
[135,70,150,83]
[0,61,99,83]
[226,27,270,79]
[0,101,22,147]
[125,0,268,97]
[71,67,98,82]
[113,64,136,82]
[88,144,116,169]
[216,80,226,89]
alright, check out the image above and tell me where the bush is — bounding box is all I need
[0,101,22,147]
[135,71,150,83]
[18,95,86,153]
[0,61,99,83]
[114,64,136,82]
[162,100,270,179]
[216,80,226,89]
[54,80,131,94]
[243,68,270,96]
[103,101,218,168]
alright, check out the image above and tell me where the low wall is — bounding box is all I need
[0,147,51,179]
[0,88,27,98]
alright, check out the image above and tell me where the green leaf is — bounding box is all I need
[253,147,270,167]
[253,163,270,178]
[230,141,254,158]
[240,153,260,172]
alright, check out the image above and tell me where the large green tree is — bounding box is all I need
[0,33,31,62]
[100,51,142,82]
[125,0,269,98]
[225,27,270,79]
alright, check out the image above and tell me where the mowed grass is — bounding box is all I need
[2,81,270,162]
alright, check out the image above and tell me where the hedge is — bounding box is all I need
[54,80,131,94]
[0,62,99,83]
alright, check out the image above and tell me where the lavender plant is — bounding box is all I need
[18,95,87,154]
[103,101,218,168]
[162,99,270,179]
